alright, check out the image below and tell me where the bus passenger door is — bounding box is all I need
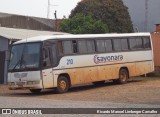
[42,47,54,88]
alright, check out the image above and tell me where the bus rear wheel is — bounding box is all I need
[30,89,41,94]
[56,76,69,93]
[113,69,128,84]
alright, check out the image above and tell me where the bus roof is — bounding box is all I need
[13,33,151,44]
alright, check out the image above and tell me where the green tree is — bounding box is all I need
[60,13,109,34]
[70,0,133,33]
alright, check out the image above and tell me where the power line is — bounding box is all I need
[47,0,50,18]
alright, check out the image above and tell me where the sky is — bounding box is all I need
[0,0,160,32]
[0,0,81,19]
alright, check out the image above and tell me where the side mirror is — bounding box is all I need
[43,60,47,67]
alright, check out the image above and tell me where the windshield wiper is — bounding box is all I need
[11,58,27,71]
[12,59,21,71]
[20,59,27,69]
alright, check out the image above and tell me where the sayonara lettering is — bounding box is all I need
[94,55,123,64]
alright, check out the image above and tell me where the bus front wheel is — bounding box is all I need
[56,76,69,93]
[113,69,128,84]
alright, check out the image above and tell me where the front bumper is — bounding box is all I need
[8,80,43,90]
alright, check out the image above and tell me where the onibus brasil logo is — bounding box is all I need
[94,55,123,64]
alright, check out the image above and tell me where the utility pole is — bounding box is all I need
[47,0,58,19]
[47,0,50,18]
[145,0,149,32]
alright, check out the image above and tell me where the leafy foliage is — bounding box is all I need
[60,13,109,34]
[70,0,133,33]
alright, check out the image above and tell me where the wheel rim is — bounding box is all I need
[59,80,67,91]
[120,71,127,82]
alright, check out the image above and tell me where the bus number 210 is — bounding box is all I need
[67,59,73,65]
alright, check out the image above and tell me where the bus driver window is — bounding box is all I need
[42,48,51,67]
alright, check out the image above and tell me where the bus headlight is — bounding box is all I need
[27,81,33,85]
[27,81,40,85]
[8,82,15,86]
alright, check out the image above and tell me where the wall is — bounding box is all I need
[123,0,160,32]
[0,12,56,31]
[0,36,9,84]
[151,24,160,75]
[151,32,160,67]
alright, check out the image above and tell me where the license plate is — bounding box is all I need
[16,82,25,86]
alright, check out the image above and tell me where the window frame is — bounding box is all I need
[121,38,129,51]
[135,37,143,50]
[128,37,137,50]
[62,40,73,55]
[46,36,151,59]
[113,38,122,52]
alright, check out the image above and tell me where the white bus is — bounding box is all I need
[8,33,154,93]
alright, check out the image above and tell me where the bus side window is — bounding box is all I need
[143,37,151,49]
[121,39,129,50]
[129,38,137,50]
[87,40,96,53]
[96,40,105,53]
[63,41,73,54]
[62,40,78,54]
[78,40,87,54]
[42,48,52,67]
[113,39,122,51]
[105,39,113,52]
[136,38,143,49]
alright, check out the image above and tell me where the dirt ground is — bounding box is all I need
[0,76,160,105]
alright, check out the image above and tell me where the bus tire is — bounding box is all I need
[30,89,41,94]
[56,76,69,93]
[93,81,105,85]
[113,69,128,84]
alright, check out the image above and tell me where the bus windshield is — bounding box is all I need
[9,43,41,71]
